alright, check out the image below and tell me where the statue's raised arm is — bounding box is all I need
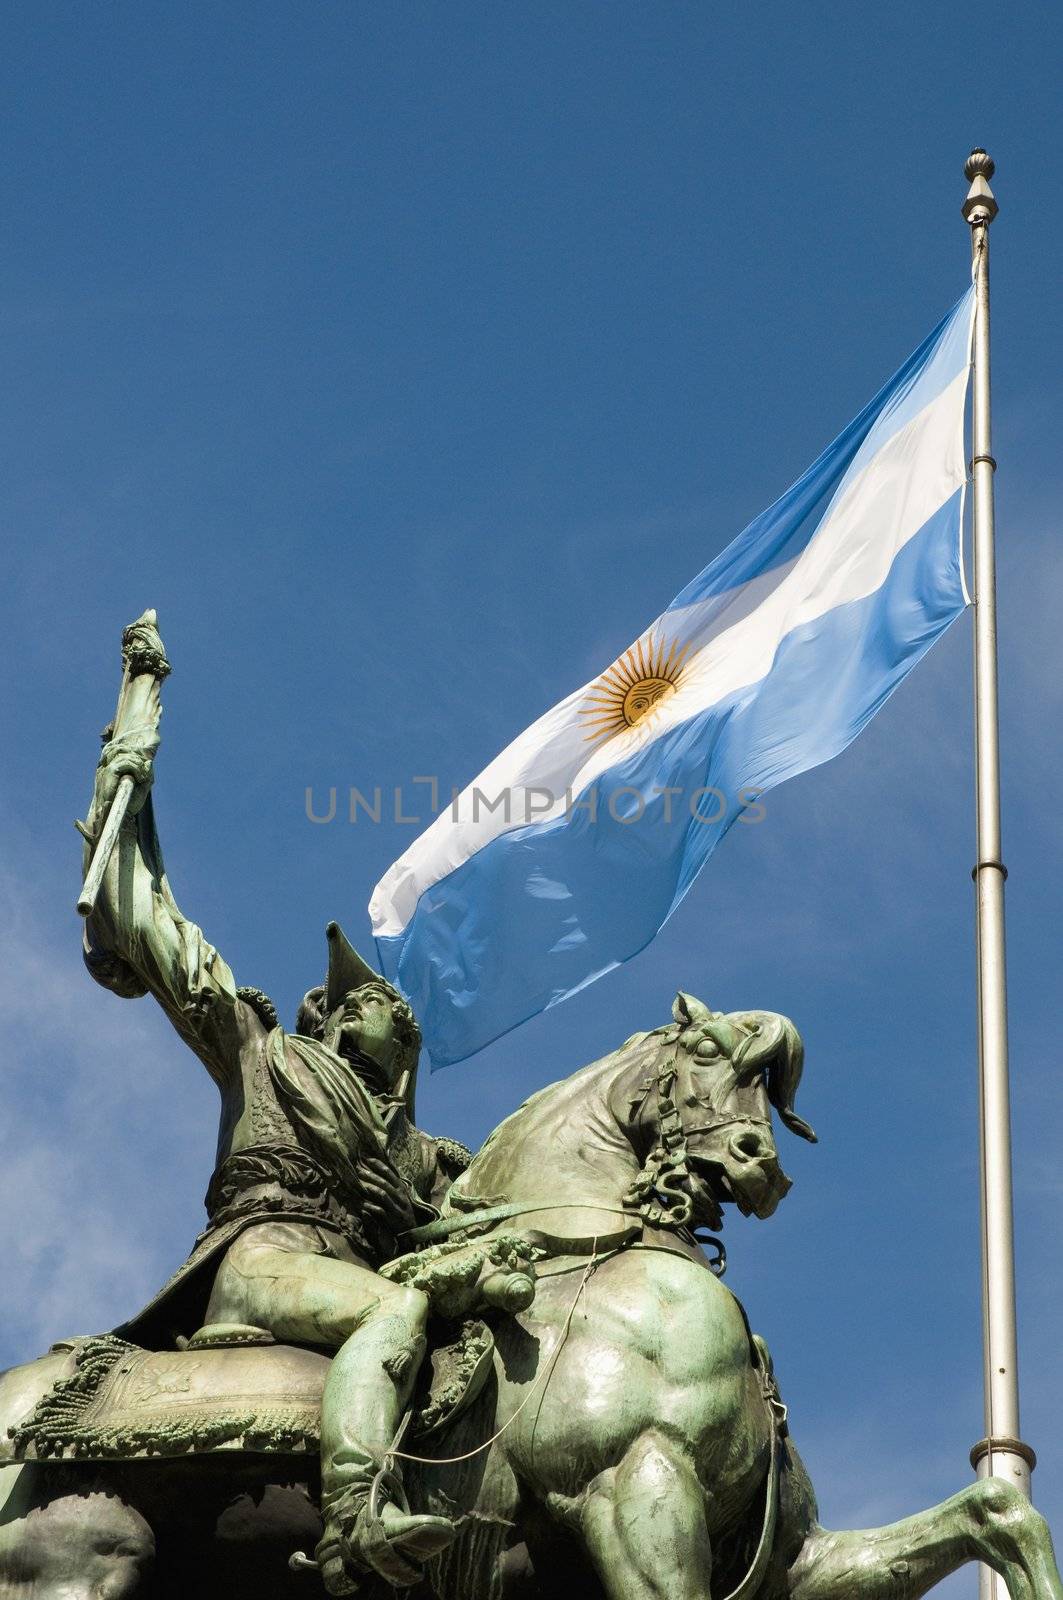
[69,616,461,1588]
[79,610,261,1085]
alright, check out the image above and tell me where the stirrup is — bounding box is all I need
[317,1499,449,1591]
[369,1457,410,1523]
[316,1474,454,1591]
[362,1459,423,1586]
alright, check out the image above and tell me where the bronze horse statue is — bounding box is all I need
[1,995,1060,1600]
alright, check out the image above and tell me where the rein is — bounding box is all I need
[402,1201,640,1250]
[717,1337,790,1600]
[722,1394,785,1600]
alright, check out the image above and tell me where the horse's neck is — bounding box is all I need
[448,1051,649,1212]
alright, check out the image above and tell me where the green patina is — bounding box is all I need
[0,612,1059,1600]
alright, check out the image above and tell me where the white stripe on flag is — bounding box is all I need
[371,363,968,939]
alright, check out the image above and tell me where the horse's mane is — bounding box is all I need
[458,1024,675,1179]
[614,1022,679,1057]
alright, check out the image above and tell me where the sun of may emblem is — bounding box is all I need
[580,629,691,743]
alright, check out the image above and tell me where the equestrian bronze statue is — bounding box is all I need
[0,614,1059,1600]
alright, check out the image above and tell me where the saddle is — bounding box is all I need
[7,1318,496,1466]
[7,1229,543,1467]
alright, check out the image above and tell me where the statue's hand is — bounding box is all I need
[95,731,157,820]
[121,609,171,682]
[88,611,170,828]
[357,1153,417,1236]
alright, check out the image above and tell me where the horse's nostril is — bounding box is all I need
[733,1132,762,1158]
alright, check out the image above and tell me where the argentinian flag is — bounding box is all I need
[371,290,975,1067]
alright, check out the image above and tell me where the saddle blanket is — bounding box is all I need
[10,1335,329,1462]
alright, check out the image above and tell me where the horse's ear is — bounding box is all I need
[673,992,712,1027]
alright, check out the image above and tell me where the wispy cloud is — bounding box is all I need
[0,860,216,1362]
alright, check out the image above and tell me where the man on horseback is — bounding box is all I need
[79,615,461,1594]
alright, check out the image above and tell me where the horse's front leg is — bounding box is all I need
[789,1480,1063,1600]
[579,1428,713,1600]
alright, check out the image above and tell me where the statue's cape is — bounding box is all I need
[113,1029,392,1349]
[264,1028,390,1192]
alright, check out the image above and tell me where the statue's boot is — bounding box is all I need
[317,1456,455,1592]
[316,1311,456,1594]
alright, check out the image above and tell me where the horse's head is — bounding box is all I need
[623,992,815,1234]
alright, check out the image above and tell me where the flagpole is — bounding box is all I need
[962,148,1036,1599]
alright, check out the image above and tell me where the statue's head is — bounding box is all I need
[678,993,815,1224]
[296,922,421,1111]
[627,992,815,1234]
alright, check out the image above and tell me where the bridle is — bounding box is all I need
[622,1028,772,1245]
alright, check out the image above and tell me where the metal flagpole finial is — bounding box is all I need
[963,149,999,225]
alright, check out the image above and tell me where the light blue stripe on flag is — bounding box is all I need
[371,289,975,1067]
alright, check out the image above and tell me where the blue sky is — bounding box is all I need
[1,1,1060,1581]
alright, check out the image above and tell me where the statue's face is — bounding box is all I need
[622,676,676,727]
[324,986,402,1093]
